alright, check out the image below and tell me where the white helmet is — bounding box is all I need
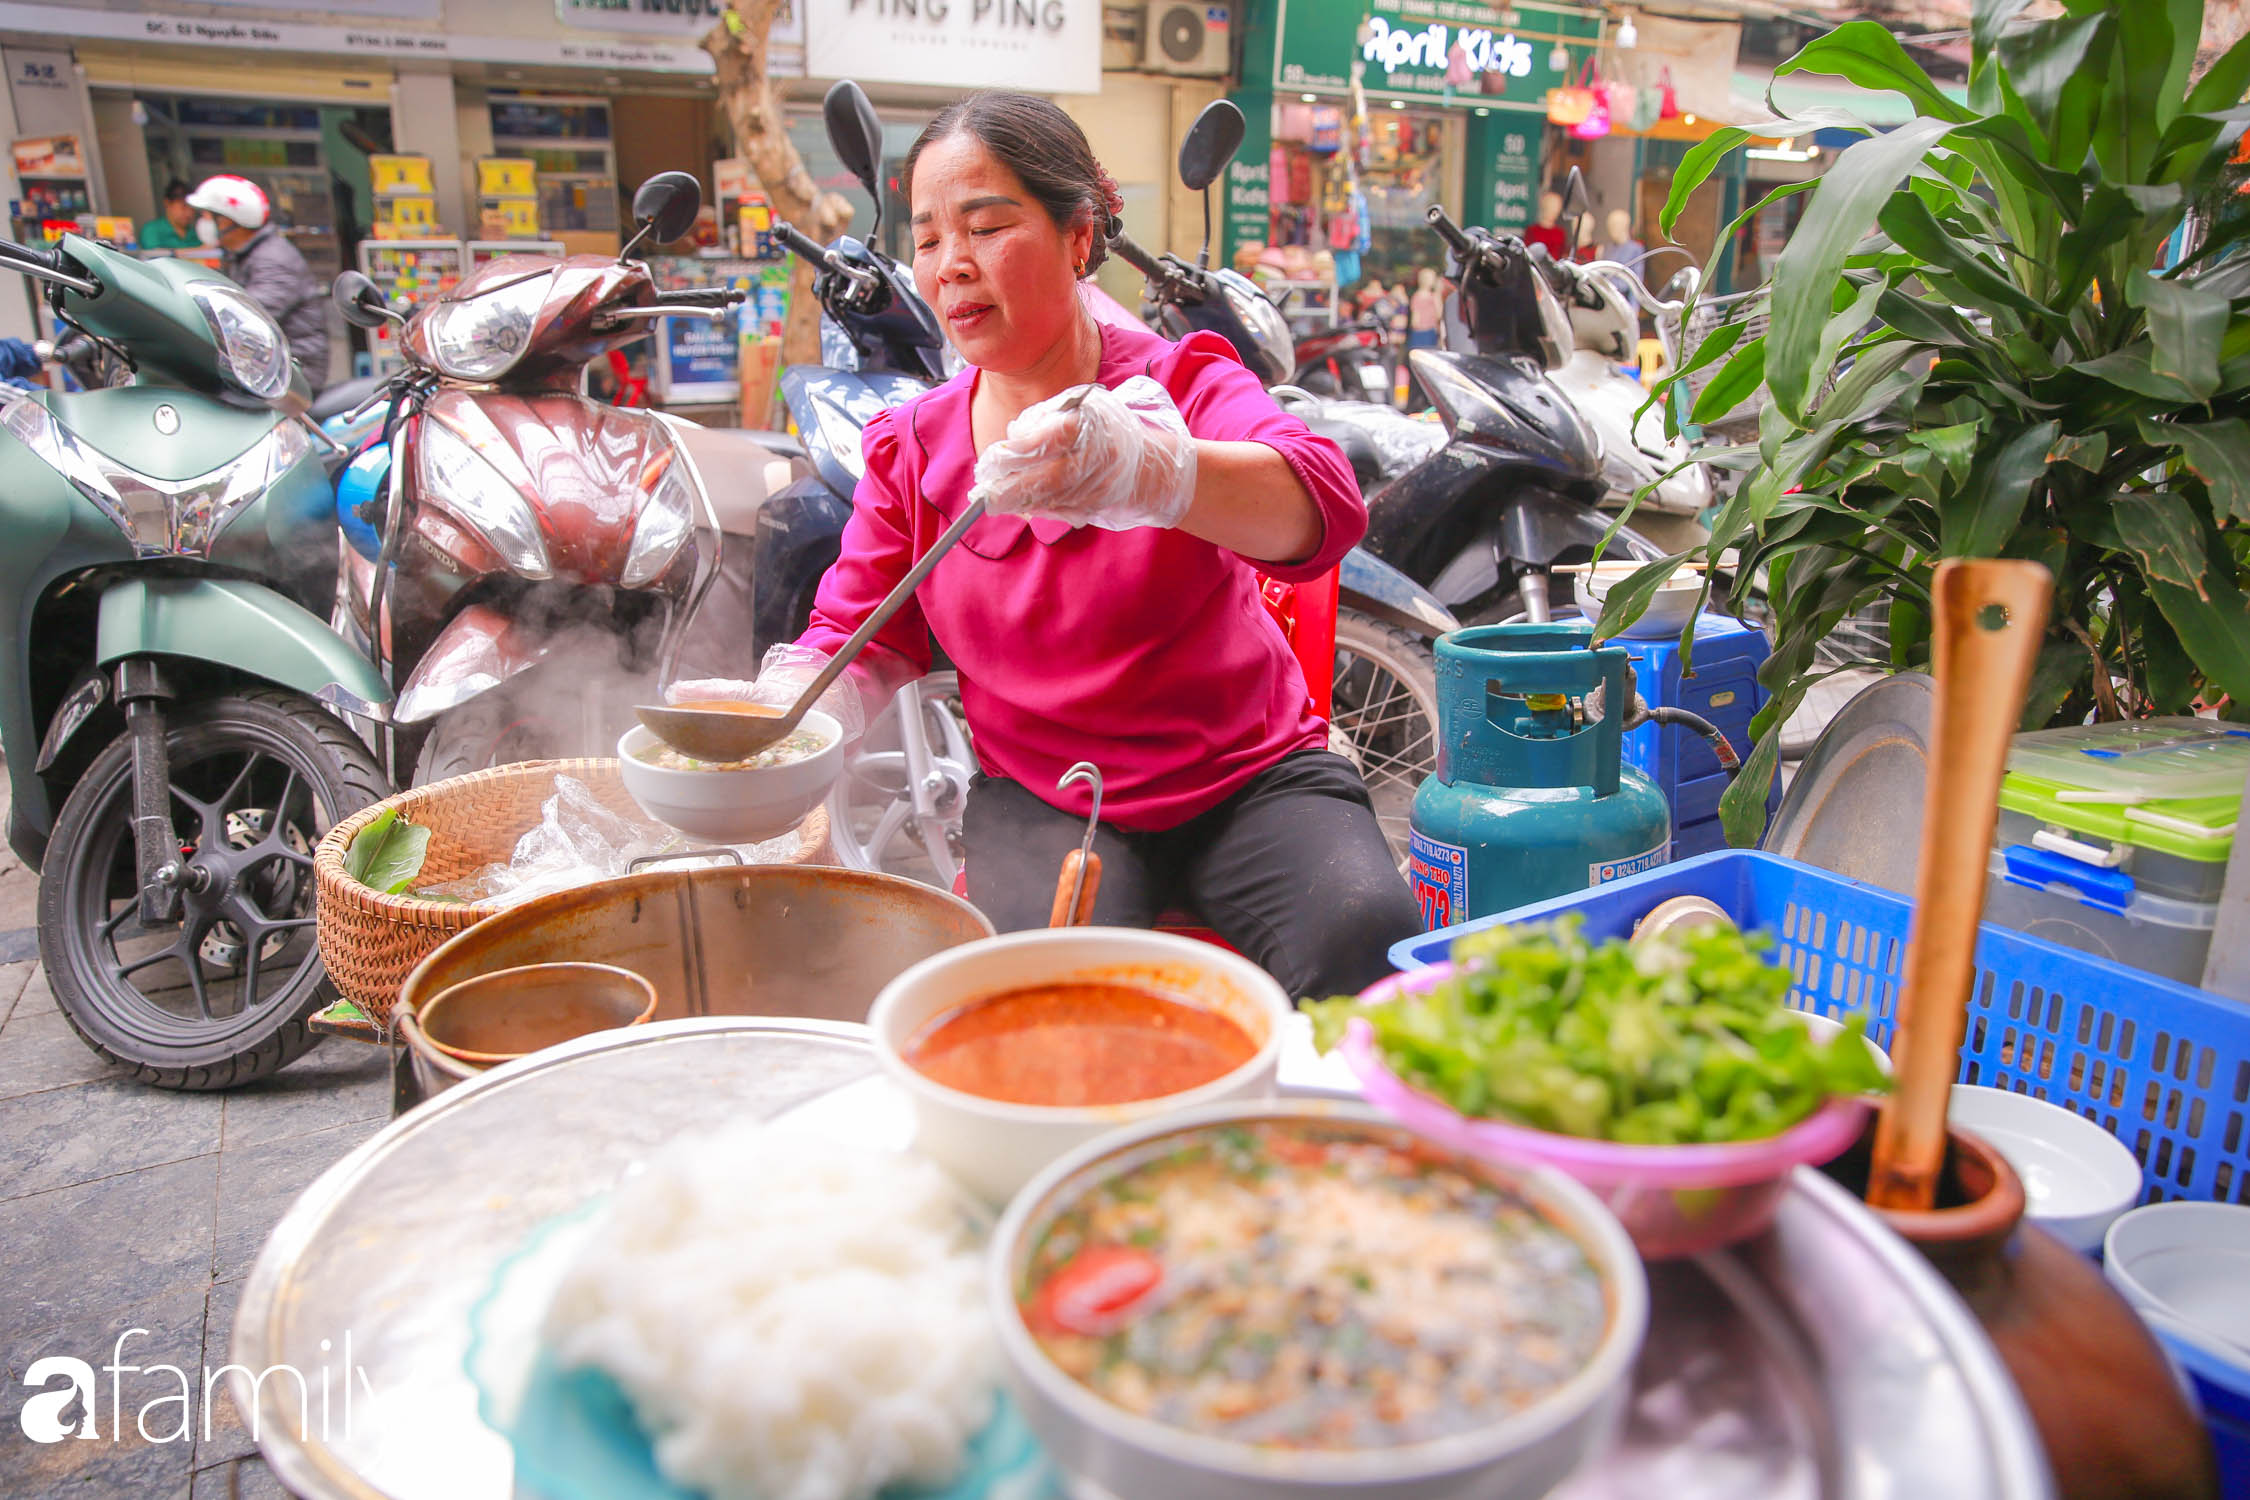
[185,175,269,231]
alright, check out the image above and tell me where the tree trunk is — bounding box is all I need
[703,0,854,427]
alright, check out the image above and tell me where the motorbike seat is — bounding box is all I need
[308,373,386,423]
[1300,413,1383,492]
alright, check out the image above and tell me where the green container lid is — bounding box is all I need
[1998,771,2237,863]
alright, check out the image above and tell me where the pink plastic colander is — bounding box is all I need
[1341,964,1869,1258]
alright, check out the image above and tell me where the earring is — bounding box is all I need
[1075,258,1087,277]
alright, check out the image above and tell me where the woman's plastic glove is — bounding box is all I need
[666,643,866,744]
[972,375,1197,531]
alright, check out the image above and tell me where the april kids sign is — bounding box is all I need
[1272,0,1603,111]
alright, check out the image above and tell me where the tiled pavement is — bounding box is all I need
[0,786,395,1499]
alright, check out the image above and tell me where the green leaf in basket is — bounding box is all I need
[345,808,430,896]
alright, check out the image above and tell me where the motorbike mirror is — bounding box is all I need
[1178,99,1245,193]
[1659,264,1702,304]
[332,271,396,329]
[1561,165,1594,251]
[823,80,887,234]
[631,171,703,248]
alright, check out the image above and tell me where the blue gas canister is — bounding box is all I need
[1408,624,1672,930]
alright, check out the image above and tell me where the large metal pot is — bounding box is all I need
[396,863,993,1097]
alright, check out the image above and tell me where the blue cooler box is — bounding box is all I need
[1618,613,1778,857]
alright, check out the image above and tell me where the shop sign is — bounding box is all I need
[198,0,438,12]
[1273,0,1602,112]
[12,134,84,178]
[0,2,719,74]
[3,48,76,139]
[1222,91,1273,260]
[1488,122,1535,233]
[802,0,1100,96]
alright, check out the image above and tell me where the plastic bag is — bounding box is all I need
[973,375,1197,531]
[417,775,802,911]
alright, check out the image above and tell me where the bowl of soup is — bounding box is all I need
[615,708,843,844]
[869,928,1291,1203]
[991,1101,1647,1500]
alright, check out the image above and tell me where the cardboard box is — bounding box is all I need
[371,154,436,195]
[477,158,537,197]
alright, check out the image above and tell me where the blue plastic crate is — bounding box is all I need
[1616,614,1778,848]
[1389,849,2250,1210]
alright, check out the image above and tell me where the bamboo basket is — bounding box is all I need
[313,758,832,1026]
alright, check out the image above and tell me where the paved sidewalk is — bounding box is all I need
[0,782,393,1499]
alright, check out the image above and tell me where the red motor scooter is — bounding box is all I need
[328,173,750,782]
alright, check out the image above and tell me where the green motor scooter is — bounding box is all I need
[0,233,392,1089]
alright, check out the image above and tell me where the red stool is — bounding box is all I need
[951,566,1339,951]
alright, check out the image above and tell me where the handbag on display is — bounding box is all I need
[1628,81,1662,132]
[1606,79,1640,128]
[1277,101,1315,141]
[1269,145,1295,203]
[1310,106,1343,153]
[1569,61,1612,139]
[1445,40,1474,89]
[1547,62,1597,126]
[1659,66,1681,118]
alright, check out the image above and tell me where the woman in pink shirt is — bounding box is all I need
[763,94,1419,997]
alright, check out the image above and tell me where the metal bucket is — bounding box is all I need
[395,863,994,1099]
[398,961,659,1100]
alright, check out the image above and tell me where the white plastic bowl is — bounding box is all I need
[2104,1201,2250,1363]
[1580,563,1703,639]
[614,711,842,844]
[990,1099,1648,1500]
[868,927,1291,1204]
[1947,1085,2144,1253]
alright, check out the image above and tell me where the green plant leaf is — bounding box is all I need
[2050,432,2106,470]
[1777,22,1976,123]
[2184,25,2250,116]
[1997,9,2111,162]
[1589,551,1699,644]
[2117,501,2250,703]
[1768,117,1958,423]
[2131,269,2227,397]
[344,809,429,896]
[1691,337,1768,424]
[2076,340,2203,402]
[1876,193,2050,320]
[2112,490,2210,593]
[2140,417,2250,523]
[1719,728,1785,847]
[1660,128,1753,239]
[1944,420,2059,556]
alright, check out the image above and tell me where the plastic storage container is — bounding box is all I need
[1982,721,2242,985]
[1389,850,2250,1211]
[1617,613,1778,859]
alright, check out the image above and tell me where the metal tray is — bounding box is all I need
[233,1019,2051,1500]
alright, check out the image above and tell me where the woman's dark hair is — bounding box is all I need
[902,92,1125,277]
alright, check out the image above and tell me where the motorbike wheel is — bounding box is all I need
[37,688,388,1090]
[1330,611,1440,876]
[825,672,972,888]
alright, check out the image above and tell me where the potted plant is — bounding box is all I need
[1600,0,2250,844]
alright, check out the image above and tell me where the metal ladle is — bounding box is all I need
[636,388,1094,764]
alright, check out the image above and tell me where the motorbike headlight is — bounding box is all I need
[416,418,551,578]
[1,392,313,553]
[1221,277,1295,385]
[185,281,290,400]
[622,446,697,587]
[424,275,547,381]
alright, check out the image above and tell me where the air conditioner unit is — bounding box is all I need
[1142,1,1232,77]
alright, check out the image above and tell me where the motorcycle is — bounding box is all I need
[1290,312,1393,403]
[0,231,392,1088]
[1104,98,1461,870]
[326,173,746,784]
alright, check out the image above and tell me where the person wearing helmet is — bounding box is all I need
[186,174,329,392]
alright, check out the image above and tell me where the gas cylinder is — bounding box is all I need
[1408,624,1672,930]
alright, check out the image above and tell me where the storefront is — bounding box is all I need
[1229,0,1604,322]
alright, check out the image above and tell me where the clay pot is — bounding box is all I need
[1825,1121,2216,1500]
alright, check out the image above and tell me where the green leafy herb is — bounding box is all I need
[343,808,430,896]
[1307,918,1889,1146]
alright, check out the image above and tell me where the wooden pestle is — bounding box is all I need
[1866,558,2052,1213]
